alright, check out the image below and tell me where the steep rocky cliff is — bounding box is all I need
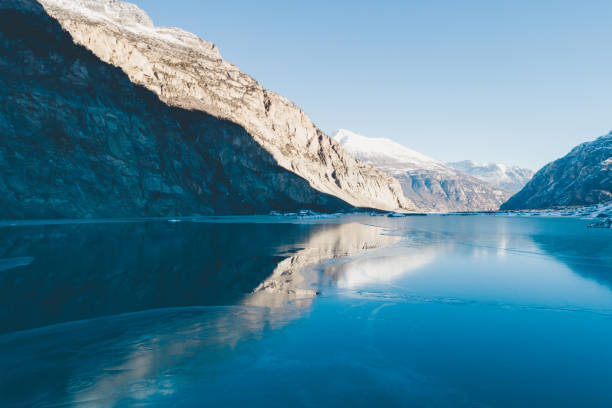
[501,132,612,210]
[334,129,510,212]
[0,0,369,217]
[31,0,413,213]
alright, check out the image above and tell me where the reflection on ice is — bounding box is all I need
[244,222,402,307]
[326,249,439,289]
[0,219,401,407]
[0,256,34,272]
[1,215,611,407]
[1,306,304,407]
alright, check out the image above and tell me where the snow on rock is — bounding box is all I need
[501,132,612,210]
[501,200,612,219]
[334,129,451,174]
[502,199,612,229]
[588,218,612,228]
[333,129,511,212]
[35,0,413,213]
[40,0,220,57]
[447,160,534,193]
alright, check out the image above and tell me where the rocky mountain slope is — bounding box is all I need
[447,161,533,193]
[0,0,375,218]
[501,132,612,210]
[30,0,413,213]
[334,129,510,212]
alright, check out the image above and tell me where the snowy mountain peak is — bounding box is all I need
[40,0,220,58]
[446,160,534,193]
[333,129,511,211]
[42,0,153,27]
[333,129,448,173]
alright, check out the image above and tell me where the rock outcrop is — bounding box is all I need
[0,0,367,217]
[31,0,413,213]
[447,160,533,193]
[501,132,612,210]
[334,129,510,212]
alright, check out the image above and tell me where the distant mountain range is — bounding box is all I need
[447,161,534,194]
[502,131,612,210]
[333,129,531,212]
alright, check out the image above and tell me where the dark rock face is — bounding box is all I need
[501,133,612,210]
[588,218,612,228]
[0,5,350,218]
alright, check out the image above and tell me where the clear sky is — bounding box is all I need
[131,0,612,170]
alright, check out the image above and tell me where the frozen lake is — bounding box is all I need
[0,215,611,407]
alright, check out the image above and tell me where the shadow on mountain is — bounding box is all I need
[0,2,350,219]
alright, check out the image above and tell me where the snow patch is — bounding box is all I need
[447,160,534,193]
[40,0,220,58]
[501,200,612,221]
[333,129,452,174]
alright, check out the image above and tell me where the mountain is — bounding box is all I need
[0,0,413,219]
[501,132,612,210]
[333,129,510,212]
[39,0,413,212]
[447,161,534,193]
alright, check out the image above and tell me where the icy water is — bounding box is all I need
[0,215,611,407]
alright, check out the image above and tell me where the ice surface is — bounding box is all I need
[1,215,612,407]
[0,256,34,272]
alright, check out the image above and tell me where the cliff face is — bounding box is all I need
[0,0,359,218]
[501,132,612,210]
[32,0,413,213]
[392,171,510,212]
[334,129,510,212]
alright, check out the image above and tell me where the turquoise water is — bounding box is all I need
[0,215,611,407]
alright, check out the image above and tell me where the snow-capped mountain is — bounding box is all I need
[334,129,452,174]
[502,131,612,210]
[333,129,511,212]
[446,161,534,193]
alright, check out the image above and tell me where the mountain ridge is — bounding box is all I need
[35,0,414,212]
[333,129,510,212]
[501,131,612,210]
[447,160,533,193]
[0,0,366,218]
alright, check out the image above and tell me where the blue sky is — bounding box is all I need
[132,0,612,170]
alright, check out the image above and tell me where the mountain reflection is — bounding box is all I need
[527,219,612,289]
[0,221,298,333]
[325,249,439,289]
[3,216,609,407]
[244,222,401,307]
[0,219,400,407]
